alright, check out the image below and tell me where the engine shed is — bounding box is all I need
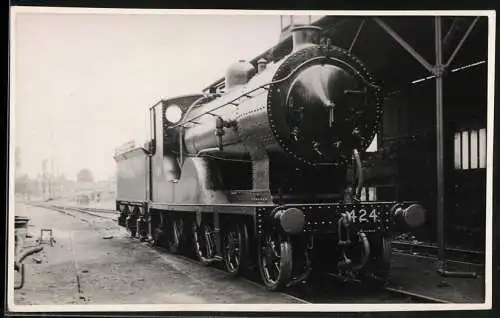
[316,16,490,258]
[204,15,490,258]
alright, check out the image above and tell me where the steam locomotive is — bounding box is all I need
[113,25,426,291]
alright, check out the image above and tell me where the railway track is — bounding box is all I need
[286,277,451,304]
[392,240,485,265]
[146,237,447,304]
[31,203,119,221]
[32,203,449,304]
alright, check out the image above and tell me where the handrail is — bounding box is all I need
[172,57,326,129]
[178,95,213,127]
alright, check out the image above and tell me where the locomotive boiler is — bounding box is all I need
[114,25,426,291]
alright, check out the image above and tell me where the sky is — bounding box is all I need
[12,11,292,181]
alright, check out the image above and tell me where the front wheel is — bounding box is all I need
[258,232,293,291]
[360,235,392,285]
[371,236,392,279]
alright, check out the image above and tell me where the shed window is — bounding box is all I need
[454,128,486,170]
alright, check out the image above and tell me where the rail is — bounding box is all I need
[392,240,485,265]
[31,203,118,221]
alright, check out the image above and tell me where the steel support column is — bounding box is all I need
[434,16,446,270]
[435,16,477,278]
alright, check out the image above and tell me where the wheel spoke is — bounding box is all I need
[272,260,280,274]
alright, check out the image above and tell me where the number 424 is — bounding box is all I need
[346,209,379,223]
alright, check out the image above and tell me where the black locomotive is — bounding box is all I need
[113,25,426,291]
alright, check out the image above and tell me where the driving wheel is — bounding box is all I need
[193,221,217,265]
[258,232,293,291]
[222,221,249,276]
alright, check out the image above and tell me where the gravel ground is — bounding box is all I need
[12,202,304,305]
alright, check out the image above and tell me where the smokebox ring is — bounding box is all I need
[267,44,383,166]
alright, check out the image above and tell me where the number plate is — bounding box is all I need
[344,207,380,224]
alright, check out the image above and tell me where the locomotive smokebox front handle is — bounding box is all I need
[272,207,305,235]
[392,203,427,231]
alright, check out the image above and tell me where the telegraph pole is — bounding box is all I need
[42,159,48,200]
[49,122,55,199]
[50,158,55,199]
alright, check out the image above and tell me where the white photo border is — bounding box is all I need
[7,6,496,313]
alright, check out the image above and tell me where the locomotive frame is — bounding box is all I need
[114,22,431,291]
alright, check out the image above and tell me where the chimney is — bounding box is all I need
[291,25,322,52]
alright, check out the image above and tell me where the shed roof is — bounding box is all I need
[320,16,488,92]
[202,15,488,94]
